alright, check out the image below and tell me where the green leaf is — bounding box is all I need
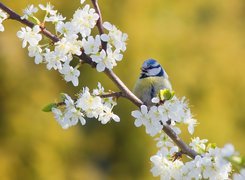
[159,89,175,101]
[29,16,41,25]
[241,156,245,167]
[170,91,175,99]
[230,156,245,167]
[206,143,217,150]
[42,103,57,112]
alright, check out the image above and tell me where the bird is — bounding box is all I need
[133,59,172,106]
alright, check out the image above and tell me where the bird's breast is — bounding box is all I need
[133,77,172,106]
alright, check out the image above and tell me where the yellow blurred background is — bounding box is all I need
[0,0,245,179]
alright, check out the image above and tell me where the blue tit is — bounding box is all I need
[133,59,172,106]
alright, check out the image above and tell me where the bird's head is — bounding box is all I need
[140,59,168,79]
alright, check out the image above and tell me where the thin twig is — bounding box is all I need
[104,69,143,107]
[163,126,198,159]
[56,92,124,107]
[91,0,107,50]
[100,92,125,98]
[56,101,65,107]
[0,1,198,159]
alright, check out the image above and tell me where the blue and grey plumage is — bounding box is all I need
[133,59,172,106]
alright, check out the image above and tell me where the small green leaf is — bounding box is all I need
[159,89,175,101]
[42,103,57,112]
[29,16,41,25]
[241,156,245,167]
[231,156,245,166]
[170,91,175,99]
[206,143,217,150]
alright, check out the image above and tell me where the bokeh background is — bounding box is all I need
[0,0,245,179]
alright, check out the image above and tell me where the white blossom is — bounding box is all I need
[0,9,7,20]
[64,108,86,126]
[45,13,66,23]
[27,45,43,64]
[98,106,120,124]
[64,94,75,111]
[76,87,102,113]
[131,105,148,127]
[43,49,67,70]
[204,147,232,179]
[164,96,188,123]
[52,107,63,121]
[91,50,107,72]
[77,88,104,119]
[171,126,182,135]
[146,106,164,136]
[152,97,160,104]
[155,133,179,155]
[186,117,197,135]
[101,21,128,51]
[82,35,101,54]
[92,82,117,108]
[71,5,99,37]
[39,3,57,15]
[59,63,80,86]
[221,144,235,157]
[0,16,4,32]
[161,96,196,134]
[80,0,86,4]
[92,82,105,96]
[55,35,83,56]
[56,21,77,36]
[157,105,170,124]
[91,48,123,72]
[150,152,183,180]
[63,94,86,125]
[52,107,70,129]
[21,4,38,20]
[17,25,42,48]
[189,137,208,153]
[75,86,119,124]
[131,105,163,136]
[52,94,87,129]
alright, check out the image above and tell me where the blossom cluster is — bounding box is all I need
[131,94,245,179]
[15,1,127,86]
[51,83,119,129]
[0,9,8,32]
[131,96,197,137]
[151,136,235,180]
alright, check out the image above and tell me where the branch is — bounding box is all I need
[56,92,124,107]
[162,126,198,159]
[0,2,59,43]
[91,0,107,50]
[104,69,143,107]
[100,92,124,98]
[91,0,104,35]
[0,2,198,159]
